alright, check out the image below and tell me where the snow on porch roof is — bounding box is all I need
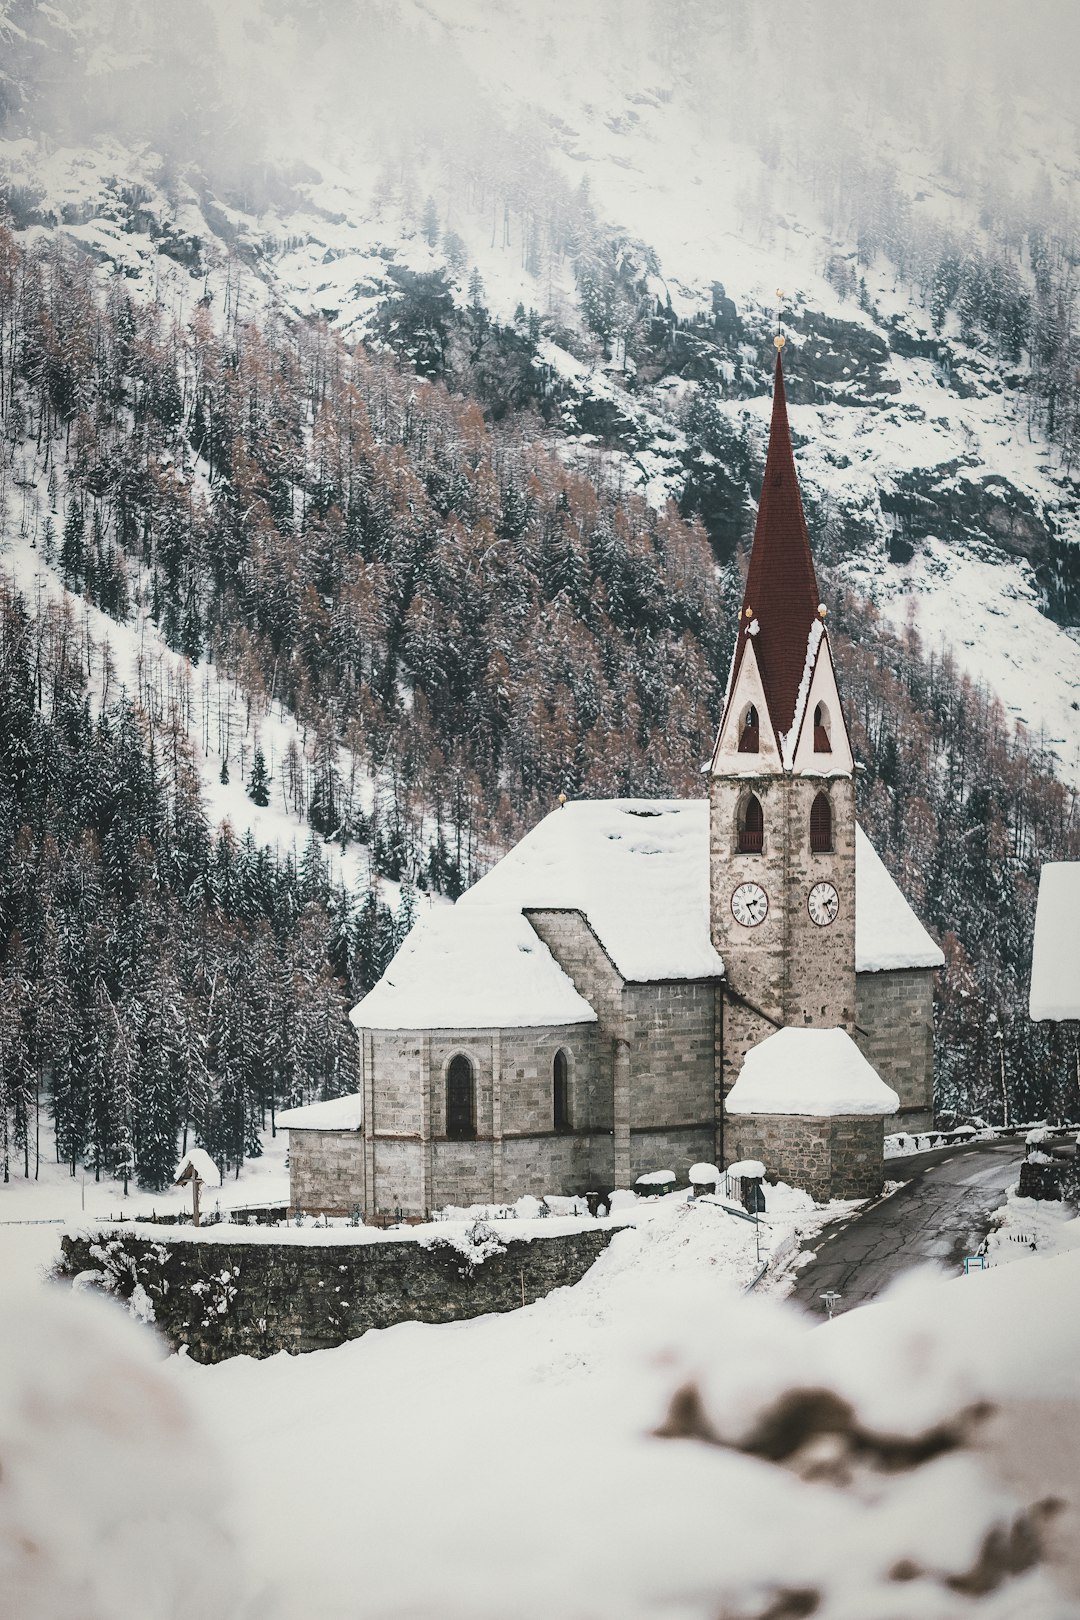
[463,799,725,983]
[1029,863,1080,1021]
[725,1027,900,1117]
[350,904,597,1031]
[462,800,940,982]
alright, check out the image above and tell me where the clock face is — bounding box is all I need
[731,882,768,928]
[808,881,840,927]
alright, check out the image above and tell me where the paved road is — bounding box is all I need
[788,1141,1025,1317]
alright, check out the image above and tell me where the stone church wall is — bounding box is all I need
[524,909,625,1039]
[630,1126,714,1180]
[289,1128,365,1215]
[626,981,716,1124]
[780,774,857,1030]
[855,968,935,1129]
[728,1113,886,1202]
[362,1019,606,1217]
[496,1025,602,1137]
[626,979,717,1176]
[371,1137,425,1218]
[502,1132,614,1199]
[431,1139,495,1209]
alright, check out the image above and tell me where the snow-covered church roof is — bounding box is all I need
[349,800,942,1032]
[350,904,597,1031]
[1029,863,1080,1021]
[464,800,941,979]
[853,827,944,973]
[463,799,724,982]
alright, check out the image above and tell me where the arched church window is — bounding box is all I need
[738,794,764,854]
[813,702,832,753]
[553,1050,571,1133]
[738,703,760,753]
[446,1054,476,1140]
[810,792,833,853]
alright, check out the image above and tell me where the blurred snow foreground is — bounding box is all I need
[0,1289,239,1620]
[6,1244,1080,1619]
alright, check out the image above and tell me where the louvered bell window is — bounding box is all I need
[738,794,764,853]
[810,792,833,853]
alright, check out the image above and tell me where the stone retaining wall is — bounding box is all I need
[54,1223,617,1364]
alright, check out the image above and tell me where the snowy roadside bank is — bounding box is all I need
[50,1180,848,1360]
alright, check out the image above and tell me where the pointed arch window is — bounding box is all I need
[446,1054,476,1140]
[553,1050,571,1133]
[738,703,760,753]
[810,792,833,853]
[813,702,832,753]
[738,793,764,854]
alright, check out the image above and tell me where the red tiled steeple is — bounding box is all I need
[728,347,821,744]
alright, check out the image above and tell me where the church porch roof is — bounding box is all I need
[725,1027,900,1117]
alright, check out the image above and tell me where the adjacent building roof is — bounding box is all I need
[277,1095,364,1131]
[1029,863,1080,1020]
[349,801,942,1032]
[349,904,597,1031]
[725,1027,900,1117]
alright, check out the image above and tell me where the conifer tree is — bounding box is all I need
[247,746,270,807]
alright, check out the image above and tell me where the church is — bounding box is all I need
[281,348,944,1218]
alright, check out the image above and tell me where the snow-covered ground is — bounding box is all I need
[983,1178,1080,1270]
[6,1093,1080,1619]
[5,1175,1080,1618]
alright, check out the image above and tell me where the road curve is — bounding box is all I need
[787,1140,1025,1317]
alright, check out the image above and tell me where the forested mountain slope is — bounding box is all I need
[0,1,1078,1183]
[3,0,1078,774]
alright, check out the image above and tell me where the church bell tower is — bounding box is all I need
[710,342,856,1106]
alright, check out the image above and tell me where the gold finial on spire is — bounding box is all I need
[774,334,786,349]
[774,287,786,350]
[558,791,567,808]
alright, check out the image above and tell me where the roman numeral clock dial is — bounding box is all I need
[808,881,840,926]
[731,882,768,927]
